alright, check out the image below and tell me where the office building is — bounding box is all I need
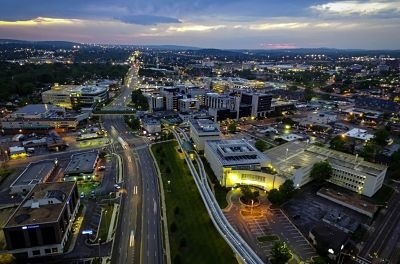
[42,84,109,109]
[204,139,284,190]
[265,141,387,197]
[64,150,99,181]
[178,98,200,113]
[189,119,220,150]
[241,92,272,118]
[3,182,80,258]
[1,104,79,133]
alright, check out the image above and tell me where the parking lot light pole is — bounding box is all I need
[98,238,101,260]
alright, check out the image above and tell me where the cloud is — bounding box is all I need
[0,17,81,26]
[260,43,297,49]
[310,1,400,16]
[167,24,226,32]
[117,15,181,25]
[249,22,310,30]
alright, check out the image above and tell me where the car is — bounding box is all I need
[114,184,121,190]
[80,192,85,198]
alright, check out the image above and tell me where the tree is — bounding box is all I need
[373,127,390,147]
[360,142,377,162]
[311,256,327,264]
[279,180,295,200]
[270,241,291,264]
[240,186,260,203]
[255,139,268,152]
[268,189,284,204]
[310,161,332,182]
[304,87,314,102]
[227,122,237,134]
[131,90,149,110]
[330,135,348,153]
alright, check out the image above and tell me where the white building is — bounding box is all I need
[142,119,161,134]
[204,139,284,190]
[344,128,374,141]
[189,119,220,150]
[265,141,387,197]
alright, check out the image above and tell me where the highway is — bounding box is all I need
[103,63,164,264]
[171,128,264,264]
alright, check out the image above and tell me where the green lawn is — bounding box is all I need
[200,156,230,209]
[78,181,100,196]
[152,142,236,264]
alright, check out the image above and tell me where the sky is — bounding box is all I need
[0,0,399,49]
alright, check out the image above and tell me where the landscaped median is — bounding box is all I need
[151,141,236,264]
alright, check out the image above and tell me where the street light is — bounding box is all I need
[167,180,171,192]
[250,200,254,215]
[98,238,101,260]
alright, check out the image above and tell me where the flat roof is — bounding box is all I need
[344,128,374,141]
[190,119,220,134]
[318,187,377,217]
[266,141,323,177]
[4,182,76,227]
[266,141,386,178]
[64,150,98,175]
[206,139,269,166]
[11,160,57,187]
[13,104,62,115]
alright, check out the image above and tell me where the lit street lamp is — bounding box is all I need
[98,238,101,260]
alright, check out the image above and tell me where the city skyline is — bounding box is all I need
[0,0,399,49]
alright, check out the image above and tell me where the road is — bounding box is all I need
[359,183,400,263]
[172,128,263,264]
[103,64,164,264]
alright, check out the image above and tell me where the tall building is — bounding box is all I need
[3,182,80,259]
[241,92,272,118]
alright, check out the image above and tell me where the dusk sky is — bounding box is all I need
[0,0,399,49]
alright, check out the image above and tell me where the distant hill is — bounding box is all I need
[0,39,82,49]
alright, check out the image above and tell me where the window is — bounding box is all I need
[45,248,51,254]
[52,248,58,253]
[32,250,40,256]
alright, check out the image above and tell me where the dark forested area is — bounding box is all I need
[0,62,128,102]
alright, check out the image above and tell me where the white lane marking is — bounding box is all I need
[153,199,157,214]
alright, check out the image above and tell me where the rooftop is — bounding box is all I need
[11,160,57,187]
[64,150,98,175]
[13,104,63,116]
[4,182,76,227]
[206,139,270,166]
[266,141,386,178]
[344,128,374,141]
[190,119,220,134]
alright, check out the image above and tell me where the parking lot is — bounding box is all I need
[224,191,316,261]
